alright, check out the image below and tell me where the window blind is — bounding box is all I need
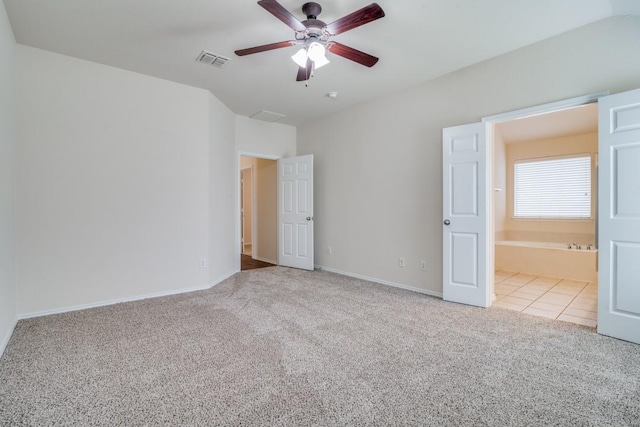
[514,155,591,219]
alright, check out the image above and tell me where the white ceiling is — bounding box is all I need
[496,103,598,144]
[4,0,639,126]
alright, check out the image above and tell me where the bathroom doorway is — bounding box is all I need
[490,103,599,327]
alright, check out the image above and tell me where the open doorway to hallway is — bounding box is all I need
[240,155,278,271]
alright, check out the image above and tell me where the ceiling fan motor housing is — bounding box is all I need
[300,2,327,41]
[302,2,322,19]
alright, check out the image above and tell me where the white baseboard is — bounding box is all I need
[18,271,237,320]
[0,317,18,357]
[315,265,443,299]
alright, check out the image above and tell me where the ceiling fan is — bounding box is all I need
[235,0,385,82]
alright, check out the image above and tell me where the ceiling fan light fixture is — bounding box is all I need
[312,53,330,69]
[291,48,308,67]
[291,42,329,69]
[236,1,384,81]
[307,42,328,62]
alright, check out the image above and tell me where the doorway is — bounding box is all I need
[490,103,599,327]
[239,155,278,271]
[444,89,640,345]
[442,93,603,309]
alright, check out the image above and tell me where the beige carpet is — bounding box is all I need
[1,267,639,426]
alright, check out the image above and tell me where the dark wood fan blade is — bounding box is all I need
[325,3,384,36]
[296,58,313,81]
[258,0,307,32]
[326,42,379,67]
[235,40,297,56]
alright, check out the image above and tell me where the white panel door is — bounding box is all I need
[598,88,640,344]
[278,154,314,270]
[442,123,490,307]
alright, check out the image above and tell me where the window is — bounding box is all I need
[514,155,591,219]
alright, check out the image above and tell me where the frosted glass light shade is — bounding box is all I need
[291,48,308,67]
[307,42,326,61]
[291,43,330,69]
[312,54,329,69]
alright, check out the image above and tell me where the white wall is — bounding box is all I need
[0,0,16,354]
[235,115,296,158]
[15,45,236,316]
[297,16,640,296]
[208,94,237,284]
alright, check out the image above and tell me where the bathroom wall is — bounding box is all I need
[492,126,507,241]
[504,132,597,244]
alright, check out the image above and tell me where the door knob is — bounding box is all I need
[444,219,451,226]
[306,216,314,221]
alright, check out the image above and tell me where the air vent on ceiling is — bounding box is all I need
[250,110,287,123]
[196,50,229,68]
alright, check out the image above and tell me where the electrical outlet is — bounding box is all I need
[327,246,332,255]
[200,259,207,269]
[399,257,405,268]
[421,260,427,271]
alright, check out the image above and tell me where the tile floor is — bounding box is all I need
[492,271,598,328]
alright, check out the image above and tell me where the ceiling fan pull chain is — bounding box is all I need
[306,63,316,87]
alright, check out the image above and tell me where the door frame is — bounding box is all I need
[479,91,608,301]
[240,165,254,257]
[237,151,280,271]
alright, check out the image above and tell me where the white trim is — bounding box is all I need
[482,91,609,123]
[250,165,257,259]
[18,272,236,320]
[0,318,18,357]
[240,165,254,257]
[238,151,280,161]
[316,265,443,299]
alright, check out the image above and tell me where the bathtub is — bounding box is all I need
[495,240,597,282]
